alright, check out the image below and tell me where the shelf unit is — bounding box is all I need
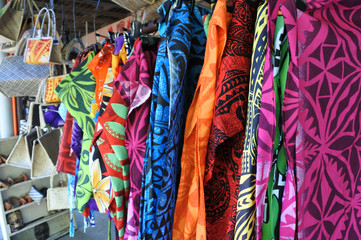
[0,180,32,192]
[0,136,71,240]
[5,197,48,215]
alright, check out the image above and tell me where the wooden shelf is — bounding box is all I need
[5,197,47,215]
[0,180,31,192]
[9,210,69,236]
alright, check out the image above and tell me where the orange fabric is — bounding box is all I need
[87,42,114,110]
[172,1,232,239]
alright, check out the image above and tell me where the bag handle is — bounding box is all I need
[50,167,57,189]
[47,8,57,39]
[39,9,51,37]
[32,7,49,38]
[26,0,40,27]
[32,7,56,39]
[50,167,65,189]
[49,62,67,77]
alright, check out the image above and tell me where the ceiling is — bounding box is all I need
[34,0,131,39]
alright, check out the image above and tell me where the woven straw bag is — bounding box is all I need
[111,0,155,12]
[24,7,63,65]
[6,127,41,169]
[47,168,69,211]
[0,29,50,97]
[31,128,61,179]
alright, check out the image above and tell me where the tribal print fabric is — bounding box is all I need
[204,0,257,239]
[235,1,268,239]
[114,42,158,239]
[281,0,361,239]
[139,1,208,239]
[172,0,232,238]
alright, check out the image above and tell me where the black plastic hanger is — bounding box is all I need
[141,35,161,51]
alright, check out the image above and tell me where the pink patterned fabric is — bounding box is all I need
[255,0,281,238]
[279,1,299,239]
[114,42,158,239]
[282,0,361,239]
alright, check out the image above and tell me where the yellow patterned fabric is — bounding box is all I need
[46,75,65,103]
[234,1,268,239]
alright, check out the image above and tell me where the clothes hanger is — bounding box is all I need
[141,35,161,51]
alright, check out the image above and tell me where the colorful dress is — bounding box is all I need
[282,0,361,238]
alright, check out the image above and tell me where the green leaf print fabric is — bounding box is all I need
[55,51,96,212]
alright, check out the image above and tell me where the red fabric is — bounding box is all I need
[92,90,129,232]
[204,0,257,239]
[57,111,77,175]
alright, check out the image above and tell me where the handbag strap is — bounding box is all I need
[35,73,48,103]
[14,29,31,56]
[48,9,57,39]
[32,7,49,38]
[32,7,57,39]
[26,0,39,27]
[50,167,57,189]
[39,9,51,37]
[50,167,65,189]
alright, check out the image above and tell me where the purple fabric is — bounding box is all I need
[43,105,65,128]
[114,41,158,239]
[114,37,125,55]
[86,198,99,211]
[71,120,83,159]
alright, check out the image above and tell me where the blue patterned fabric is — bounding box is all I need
[138,1,209,239]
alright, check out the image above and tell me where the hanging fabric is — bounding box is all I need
[203,0,257,238]
[57,111,77,175]
[255,0,286,238]
[92,90,129,237]
[139,0,209,239]
[55,51,96,212]
[262,12,289,240]
[114,41,158,239]
[87,42,115,112]
[234,1,268,239]
[172,0,232,238]
[281,0,361,239]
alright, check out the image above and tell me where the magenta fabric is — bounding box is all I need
[255,0,282,238]
[281,0,361,239]
[114,42,158,239]
[279,1,298,239]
